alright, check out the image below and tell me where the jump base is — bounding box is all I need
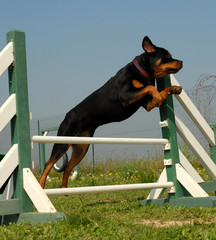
[142,196,216,207]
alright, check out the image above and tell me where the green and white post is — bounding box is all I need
[7,30,33,214]
[0,30,33,224]
[0,30,65,224]
[142,75,216,207]
[157,75,185,199]
[142,76,185,206]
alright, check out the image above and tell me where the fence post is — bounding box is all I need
[7,30,33,213]
[157,75,184,198]
[209,124,216,164]
[40,131,46,173]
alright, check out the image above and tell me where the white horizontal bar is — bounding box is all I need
[0,94,16,132]
[171,74,215,146]
[44,182,174,196]
[0,144,18,188]
[0,42,14,77]
[31,136,169,145]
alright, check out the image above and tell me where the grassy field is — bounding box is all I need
[1,157,216,239]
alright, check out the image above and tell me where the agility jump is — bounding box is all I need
[1,30,216,225]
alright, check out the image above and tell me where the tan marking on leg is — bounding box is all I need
[132,80,144,88]
[125,85,162,106]
[61,130,92,188]
[39,144,70,188]
[61,144,90,188]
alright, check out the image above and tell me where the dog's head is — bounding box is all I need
[142,36,183,78]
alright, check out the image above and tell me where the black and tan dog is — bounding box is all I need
[39,36,183,188]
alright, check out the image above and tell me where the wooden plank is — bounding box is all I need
[7,30,33,214]
[179,150,204,183]
[0,144,18,188]
[175,115,216,180]
[23,168,57,213]
[176,163,208,197]
[170,74,215,146]
[0,199,20,215]
[0,175,14,200]
[199,181,216,192]
[157,75,184,198]
[209,124,216,164]
[0,41,14,77]
[142,196,216,207]
[0,94,16,133]
[147,150,205,200]
[147,168,167,200]
[17,212,66,224]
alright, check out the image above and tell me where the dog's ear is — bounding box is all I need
[142,36,156,53]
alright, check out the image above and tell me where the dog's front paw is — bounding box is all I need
[169,86,182,95]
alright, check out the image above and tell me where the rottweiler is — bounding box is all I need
[39,36,183,188]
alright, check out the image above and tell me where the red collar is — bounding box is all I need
[133,59,153,79]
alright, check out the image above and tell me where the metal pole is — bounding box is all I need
[44,182,174,196]
[40,131,46,172]
[37,120,41,170]
[31,136,169,145]
[92,144,95,174]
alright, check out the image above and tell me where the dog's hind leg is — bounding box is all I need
[61,143,90,188]
[39,143,70,188]
[60,129,94,188]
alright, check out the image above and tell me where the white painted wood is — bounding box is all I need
[147,149,204,200]
[1,176,14,200]
[23,168,57,213]
[175,115,216,180]
[44,182,174,196]
[170,74,215,146]
[31,136,169,145]
[176,163,208,197]
[0,42,14,77]
[179,150,204,183]
[0,144,18,188]
[0,94,16,133]
[147,168,167,200]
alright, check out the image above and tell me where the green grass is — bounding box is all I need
[1,158,216,240]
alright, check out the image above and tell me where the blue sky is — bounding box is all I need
[1,1,216,119]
